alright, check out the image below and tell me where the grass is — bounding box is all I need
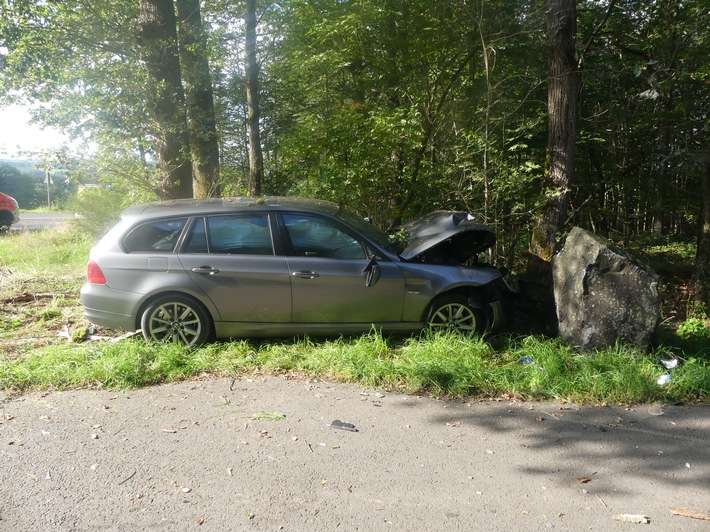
[1,222,709,403]
[1,332,707,403]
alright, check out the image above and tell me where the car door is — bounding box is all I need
[177,214,291,322]
[280,213,405,324]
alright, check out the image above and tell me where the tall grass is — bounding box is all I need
[0,223,91,275]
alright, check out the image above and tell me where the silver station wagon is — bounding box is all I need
[81,197,508,345]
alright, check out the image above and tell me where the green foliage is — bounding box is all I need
[0,1,146,146]
[65,186,128,239]
[0,163,41,207]
[265,0,548,229]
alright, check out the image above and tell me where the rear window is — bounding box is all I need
[123,218,188,253]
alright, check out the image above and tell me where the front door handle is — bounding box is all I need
[192,266,220,275]
[292,270,320,279]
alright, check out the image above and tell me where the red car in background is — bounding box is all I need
[0,192,20,232]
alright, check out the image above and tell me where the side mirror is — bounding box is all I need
[363,256,381,287]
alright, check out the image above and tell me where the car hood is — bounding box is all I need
[399,211,495,263]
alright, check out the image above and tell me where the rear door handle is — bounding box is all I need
[192,266,220,275]
[292,270,320,279]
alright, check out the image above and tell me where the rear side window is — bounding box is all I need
[181,214,274,255]
[123,218,188,253]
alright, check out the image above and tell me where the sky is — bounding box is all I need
[0,104,71,158]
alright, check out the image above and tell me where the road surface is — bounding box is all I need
[1,377,708,531]
[10,212,73,231]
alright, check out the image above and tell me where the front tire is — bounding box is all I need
[427,295,486,337]
[141,295,213,345]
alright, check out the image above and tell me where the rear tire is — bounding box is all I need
[141,295,213,345]
[0,212,12,234]
[426,295,486,337]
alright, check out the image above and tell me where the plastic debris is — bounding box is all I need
[520,356,534,365]
[613,514,650,524]
[647,404,665,416]
[657,374,672,386]
[328,420,358,432]
[659,355,679,370]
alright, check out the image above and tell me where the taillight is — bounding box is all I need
[87,260,107,284]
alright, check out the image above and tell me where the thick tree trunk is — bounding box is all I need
[245,0,263,196]
[138,0,193,200]
[692,154,710,311]
[528,0,578,277]
[176,0,220,198]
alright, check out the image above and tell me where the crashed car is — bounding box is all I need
[80,196,508,345]
[0,191,20,233]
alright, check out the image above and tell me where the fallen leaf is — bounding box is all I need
[668,507,710,521]
[576,477,592,484]
[252,411,286,420]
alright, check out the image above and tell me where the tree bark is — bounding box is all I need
[692,152,710,311]
[176,0,220,198]
[528,0,578,277]
[138,0,193,199]
[245,0,263,196]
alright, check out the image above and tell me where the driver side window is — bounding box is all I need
[282,214,366,259]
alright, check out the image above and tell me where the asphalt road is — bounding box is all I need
[1,377,708,531]
[9,212,73,231]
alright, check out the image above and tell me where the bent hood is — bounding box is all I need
[399,211,495,263]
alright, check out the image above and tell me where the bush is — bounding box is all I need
[65,187,126,238]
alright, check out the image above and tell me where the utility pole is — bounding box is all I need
[45,169,53,208]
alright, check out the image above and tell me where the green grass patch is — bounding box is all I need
[0,223,91,275]
[2,332,708,404]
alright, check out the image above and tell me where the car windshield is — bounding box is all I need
[335,207,400,254]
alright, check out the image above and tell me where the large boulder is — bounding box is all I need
[552,227,660,350]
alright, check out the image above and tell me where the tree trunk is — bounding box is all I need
[245,0,263,196]
[176,0,220,198]
[528,0,578,277]
[692,153,710,312]
[137,0,193,200]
